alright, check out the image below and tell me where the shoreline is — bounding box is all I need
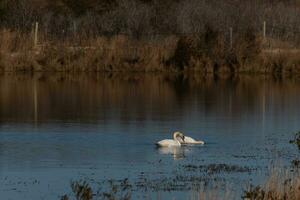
[1,31,299,74]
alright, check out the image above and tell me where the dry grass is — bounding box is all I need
[242,168,300,200]
[0,29,299,73]
[0,30,179,72]
[260,51,300,74]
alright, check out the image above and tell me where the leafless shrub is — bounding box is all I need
[0,0,299,46]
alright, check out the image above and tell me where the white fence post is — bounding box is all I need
[263,21,266,39]
[230,27,233,49]
[34,22,39,48]
[73,21,77,36]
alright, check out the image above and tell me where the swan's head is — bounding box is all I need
[173,131,185,142]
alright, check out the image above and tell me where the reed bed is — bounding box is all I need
[242,168,300,200]
[0,28,300,73]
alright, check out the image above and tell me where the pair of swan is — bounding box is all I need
[156,131,204,147]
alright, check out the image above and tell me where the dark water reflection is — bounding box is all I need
[0,73,300,199]
[2,73,299,124]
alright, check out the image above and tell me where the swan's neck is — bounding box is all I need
[173,135,177,140]
[173,133,181,145]
[173,132,179,140]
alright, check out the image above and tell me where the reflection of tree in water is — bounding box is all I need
[0,73,300,126]
[164,73,190,105]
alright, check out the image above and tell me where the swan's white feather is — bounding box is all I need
[156,139,181,147]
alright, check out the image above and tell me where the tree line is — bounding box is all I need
[0,0,299,42]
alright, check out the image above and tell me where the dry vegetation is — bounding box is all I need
[242,169,300,200]
[60,169,300,200]
[0,0,300,72]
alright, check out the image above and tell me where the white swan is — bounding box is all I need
[156,132,185,147]
[181,135,204,145]
[176,132,205,145]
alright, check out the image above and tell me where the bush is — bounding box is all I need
[234,27,262,70]
[170,24,234,73]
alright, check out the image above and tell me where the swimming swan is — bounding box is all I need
[176,132,205,145]
[181,135,204,145]
[156,132,185,147]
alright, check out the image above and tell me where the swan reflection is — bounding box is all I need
[157,146,191,160]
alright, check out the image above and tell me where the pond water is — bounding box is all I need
[0,73,299,200]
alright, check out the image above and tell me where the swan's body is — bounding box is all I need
[157,139,181,147]
[156,132,184,147]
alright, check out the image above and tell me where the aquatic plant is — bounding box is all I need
[289,131,300,150]
[242,185,266,200]
[291,159,300,168]
[183,164,253,174]
[60,167,300,200]
[102,179,132,200]
[61,179,132,200]
[71,181,93,200]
